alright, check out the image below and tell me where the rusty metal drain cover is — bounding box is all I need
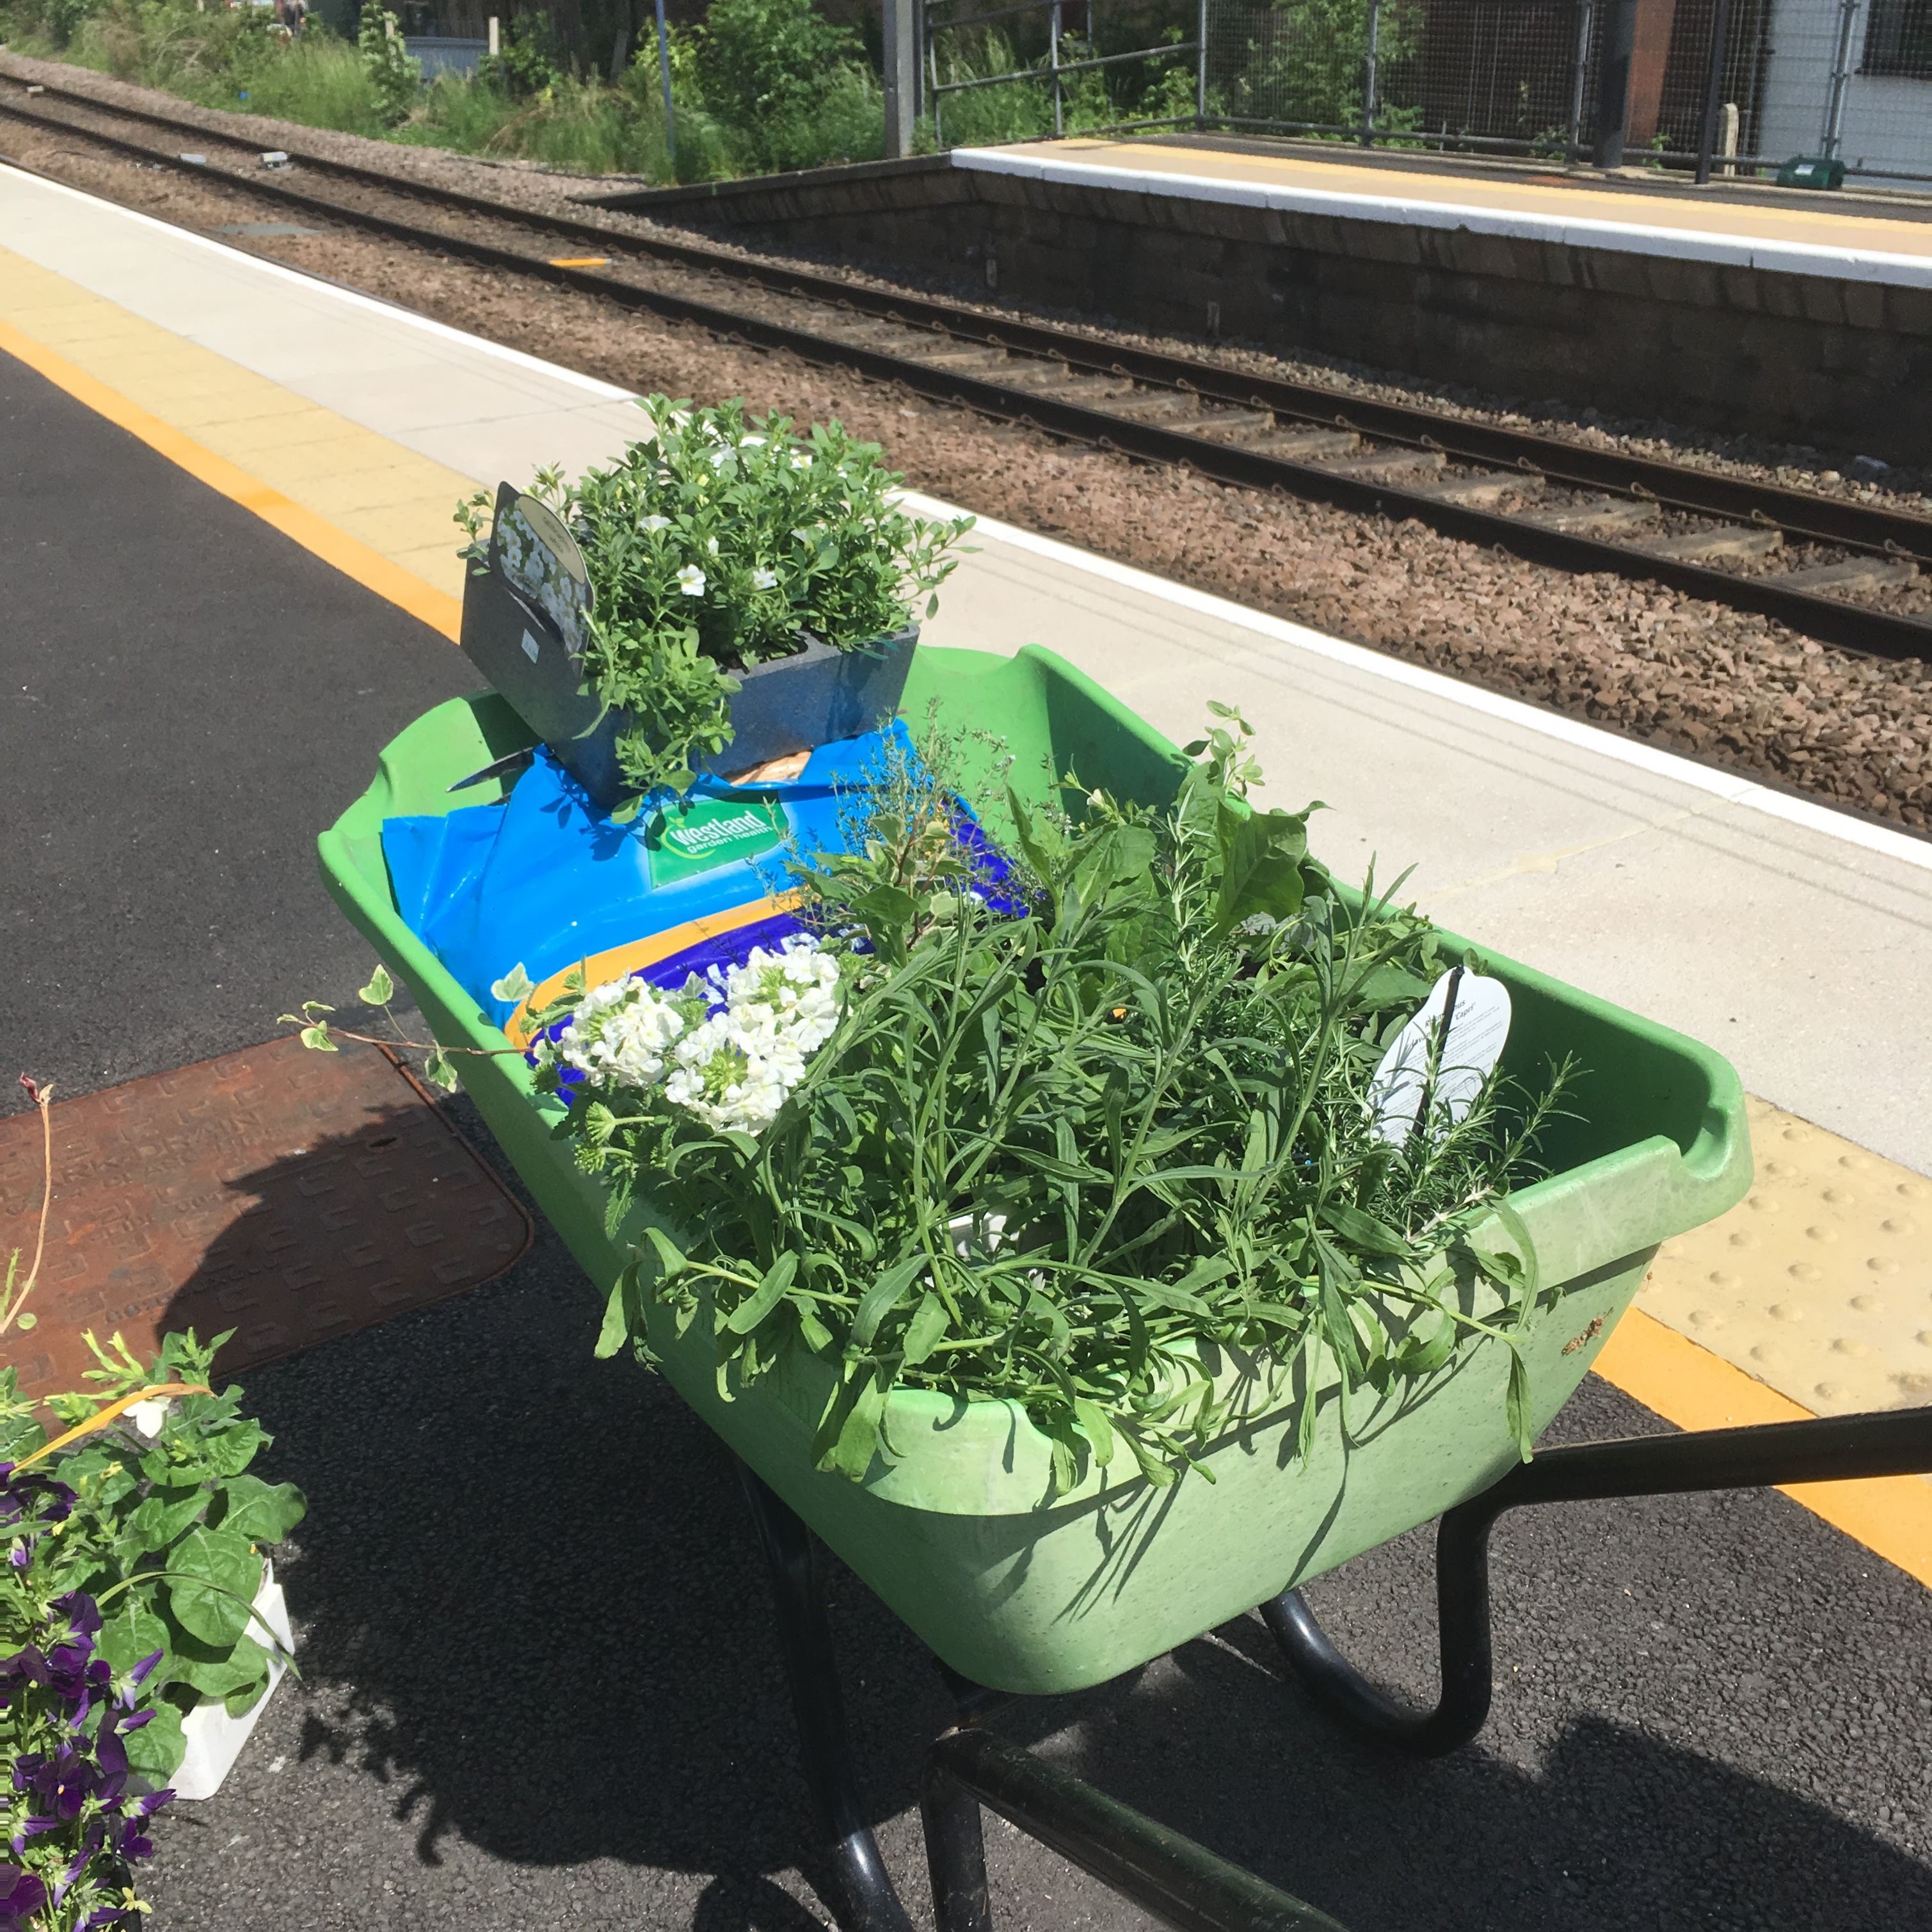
[1,1036,532,1399]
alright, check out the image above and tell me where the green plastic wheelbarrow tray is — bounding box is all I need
[318,644,1752,1695]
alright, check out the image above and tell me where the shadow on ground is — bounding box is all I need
[150,1105,1932,1931]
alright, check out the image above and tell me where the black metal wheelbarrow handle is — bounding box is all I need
[1265,1401,1932,1759]
[740,1403,1932,1932]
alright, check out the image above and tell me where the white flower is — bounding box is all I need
[752,567,779,591]
[676,564,707,596]
[554,979,690,1089]
[706,536,719,557]
[127,1398,170,1439]
[708,444,734,472]
[740,434,766,448]
[640,515,670,534]
[789,452,811,471]
[557,939,842,1136]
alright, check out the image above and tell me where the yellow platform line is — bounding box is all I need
[1593,1307,1932,1588]
[0,315,463,641]
[0,241,474,634]
[9,251,1929,1593]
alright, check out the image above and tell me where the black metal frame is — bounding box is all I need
[1265,1401,1932,1758]
[737,1401,1932,1932]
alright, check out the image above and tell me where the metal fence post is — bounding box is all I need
[1360,0,1381,145]
[884,0,918,157]
[1565,0,1594,164]
[930,4,945,149]
[1591,0,1638,166]
[653,0,676,170]
[1821,0,1862,157]
[1050,0,1064,136]
[1197,0,1208,127]
[1693,0,1732,183]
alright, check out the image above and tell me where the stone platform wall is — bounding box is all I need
[595,157,1932,464]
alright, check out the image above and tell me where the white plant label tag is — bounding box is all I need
[1368,967,1512,1147]
[495,486,594,658]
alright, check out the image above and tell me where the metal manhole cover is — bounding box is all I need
[0,1035,532,1398]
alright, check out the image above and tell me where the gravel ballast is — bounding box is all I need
[2,66,1929,834]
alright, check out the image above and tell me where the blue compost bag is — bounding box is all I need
[383,722,985,1041]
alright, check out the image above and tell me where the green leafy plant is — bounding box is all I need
[357,2,420,125]
[0,1330,306,1787]
[456,394,973,798]
[478,7,564,98]
[541,708,1572,1492]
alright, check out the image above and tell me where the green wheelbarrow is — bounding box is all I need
[321,641,1932,1932]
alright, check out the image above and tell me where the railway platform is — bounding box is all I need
[5,157,1932,1929]
[598,132,1932,465]
[964,134,1932,271]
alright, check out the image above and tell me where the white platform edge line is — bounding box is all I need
[950,148,1932,289]
[0,163,639,403]
[900,491,1932,877]
[11,161,1925,877]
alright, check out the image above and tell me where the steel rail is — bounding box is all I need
[6,83,1931,664]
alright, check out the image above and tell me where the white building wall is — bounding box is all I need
[1755,0,1932,187]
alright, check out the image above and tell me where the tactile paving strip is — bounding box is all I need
[0,1036,531,1399]
[1640,1096,1932,1419]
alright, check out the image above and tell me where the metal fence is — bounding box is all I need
[918,0,1204,147]
[912,0,1932,186]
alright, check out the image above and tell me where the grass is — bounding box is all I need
[0,0,1197,182]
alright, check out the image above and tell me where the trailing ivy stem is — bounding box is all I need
[0,1075,55,1338]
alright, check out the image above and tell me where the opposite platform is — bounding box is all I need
[963,137,1932,286]
[598,138,1932,461]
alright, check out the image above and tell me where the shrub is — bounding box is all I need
[692,0,877,173]
[356,1,419,125]
[477,7,563,99]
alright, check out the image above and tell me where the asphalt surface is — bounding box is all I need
[1,346,474,1104]
[5,342,1932,1931]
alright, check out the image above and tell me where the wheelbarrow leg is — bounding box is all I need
[1265,1402,1932,1759]
[737,1463,915,1932]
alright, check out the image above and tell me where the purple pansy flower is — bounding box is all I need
[0,1465,77,1529]
[20,1742,94,1822]
[0,1864,49,1928]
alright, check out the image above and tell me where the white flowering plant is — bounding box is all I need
[543,711,1576,1491]
[457,394,973,795]
[533,937,846,1138]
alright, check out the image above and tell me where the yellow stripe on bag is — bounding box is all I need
[507,894,807,1046]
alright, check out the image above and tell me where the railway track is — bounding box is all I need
[6,74,1932,666]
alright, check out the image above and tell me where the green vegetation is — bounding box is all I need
[555,707,1570,1489]
[0,0,1213,180]
[0,0,882,178]
[921,24,1197,149]
[458,394,972,797]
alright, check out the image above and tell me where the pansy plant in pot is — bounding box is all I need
[456,395,975,809]
[2,1316,304,1928]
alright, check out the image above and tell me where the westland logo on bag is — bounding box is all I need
[646,797,786,887]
